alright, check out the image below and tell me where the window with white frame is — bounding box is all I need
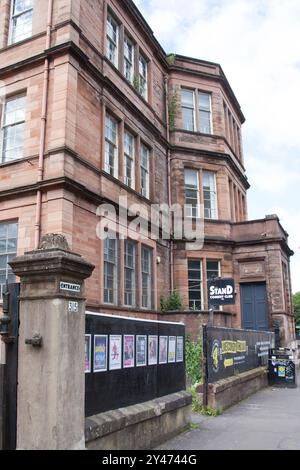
[199,92,212,134]
[124,131,135,189]
[188,260,203,310]
[206,260,221,310]
[139,54,148,100]
[203,171,218,219]
[141,246,152,309]
[140,143,150,198]
[124,240,136,307]
[106,13,119,67]
[104,237,118,304]
[184,169,199,218]
[0,222,18,299]
[181,89,195,131]
[10,0,33,44]
[1,94,26,163]
[124,36,134,84]
[104,114,118,177]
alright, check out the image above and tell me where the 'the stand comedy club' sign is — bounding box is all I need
[208,278,235,307]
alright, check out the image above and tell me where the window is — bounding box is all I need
[199,93,212,134]
[124,240,136,307]
[124,131,135,188]
[181,89,195,131]
[203,171,217,219]
[104,238,117,304]
[106,14,119,67]
[184,169,199,218]
[206,260,220,281]
[104,114,118,177]
[140,144,150,198]
[141,246,152,309]
[139,55,148,100]
[10,0,33,44]
[0,222,18,299]
[1,94,26,163]
[188,260,202,310]
[124,36,134,84]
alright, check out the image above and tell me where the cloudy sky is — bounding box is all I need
[134,0,300,292]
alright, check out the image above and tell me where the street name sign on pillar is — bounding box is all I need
[9,234,94,450]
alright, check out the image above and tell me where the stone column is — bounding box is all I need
[10,234,94,450]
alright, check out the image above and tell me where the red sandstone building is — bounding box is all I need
[0,0,295,346]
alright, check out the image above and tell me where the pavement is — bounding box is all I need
[157,376,300,450]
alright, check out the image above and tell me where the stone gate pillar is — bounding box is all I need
[10,234,94,450]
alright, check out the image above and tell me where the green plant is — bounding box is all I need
[185,335,202,385]
[133,75,140,92]
[166,53,176,65]
[168,90,179,131]
[160,291,182,312]
[190,387,220,416]
[293,292,300,326]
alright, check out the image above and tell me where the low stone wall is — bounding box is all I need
[199,367,268,412]
[85,391,192,450]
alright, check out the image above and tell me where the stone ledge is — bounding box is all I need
[209,367,268,394]
[85,391,192,444]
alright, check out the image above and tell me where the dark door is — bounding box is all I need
[241,282,269,331]
[1,283,20,450]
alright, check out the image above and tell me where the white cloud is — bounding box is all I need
[135,0,300,290]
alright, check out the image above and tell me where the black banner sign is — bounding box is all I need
[207,278,235,306]
[206,326,274,383]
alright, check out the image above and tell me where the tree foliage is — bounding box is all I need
[293,292,300,326]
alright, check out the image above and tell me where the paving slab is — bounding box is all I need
[157,375,300,450]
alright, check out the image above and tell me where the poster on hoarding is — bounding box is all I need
[176,336,184,362]
[148,335,158,365]
[168,336,176,363]
[123,335,135,368]
[159,336,168,364]
[93,335,108,372]
[136,335,147,367]
[85,335,92,373]
[109,335,122,370]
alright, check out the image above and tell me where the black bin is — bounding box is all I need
[268,348,297,388]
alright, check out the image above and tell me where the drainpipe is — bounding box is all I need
[164,74,174,294]
[34,0,53,248]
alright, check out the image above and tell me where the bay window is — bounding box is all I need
[140,144,150,198]
[104,238,118,304]
[199,92,212,134]
[184,169,199,218]
[105,114,118,177]
[106,14,119,67]
[124,131,135,189]
[188,260,203,310]
[181,89,195,131]
[141,246,152,309]
[124,240,136,307]
[139,55,148,100]
[203,171,218,219]
[124,36,134,84]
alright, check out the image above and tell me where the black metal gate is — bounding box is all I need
[0,283,20,450]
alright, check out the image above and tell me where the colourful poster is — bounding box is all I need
[85,335,91,373]
[148,335,158,365]
[168,336,176,363]
[176,336,184,362]
[159,336,168,364]
[136,335,147,367]
[93,335,108,372]
[109,335,122,370]
[124,335,135,368]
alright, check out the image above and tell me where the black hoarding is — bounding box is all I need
[205,326,274,383]
[85,313,186,417]
[207,278,235,307]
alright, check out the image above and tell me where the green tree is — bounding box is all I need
[293,292,300,326]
